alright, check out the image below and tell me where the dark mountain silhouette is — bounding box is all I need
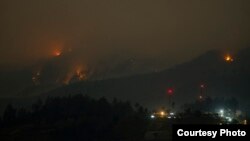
[0,52,164,97]
[41,48,250,110]
[1,47,250,114]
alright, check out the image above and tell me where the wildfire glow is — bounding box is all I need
[63,65,88,84]
[75,67,87,81]
[54,50,62,57]
[50,41,64,57]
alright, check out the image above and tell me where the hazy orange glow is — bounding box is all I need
[62,65,87,84]
[224,54,233,62]
[49,41,64,57]
[76,68,81,76]
[53,49,62,57]
[75,67,86,80]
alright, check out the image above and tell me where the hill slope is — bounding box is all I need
[42,48,250,109]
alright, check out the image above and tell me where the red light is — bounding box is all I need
[167,88,174,95]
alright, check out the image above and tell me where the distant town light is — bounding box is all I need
[224,55,233,62]
[244,119,247,125]
[226,117,232,122]
[220,109,224,114]
[219,109,224,117]
[151,115,155,119]
[170,112,174,116]
[160,111,165,116]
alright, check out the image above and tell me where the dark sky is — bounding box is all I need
[1,0,250,68]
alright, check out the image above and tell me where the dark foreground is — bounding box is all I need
[0,95,233,141]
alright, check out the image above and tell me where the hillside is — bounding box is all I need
[42,48,250,109]
[1,48,250,113]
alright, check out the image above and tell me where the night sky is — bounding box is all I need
[1,0,250,69]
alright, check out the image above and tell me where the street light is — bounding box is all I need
[160,111,165,116]
[224,54,234,62]
[151,115,155,119]
[220,109,224,117]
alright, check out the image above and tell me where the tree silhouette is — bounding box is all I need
[0,95,149,141]
[3,104,16,123]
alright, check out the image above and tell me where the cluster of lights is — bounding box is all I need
[168,112,176,119]
[150,111,176,119]
[218,109,234,123]
[218,109,248,125]
[150,110,167,119]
